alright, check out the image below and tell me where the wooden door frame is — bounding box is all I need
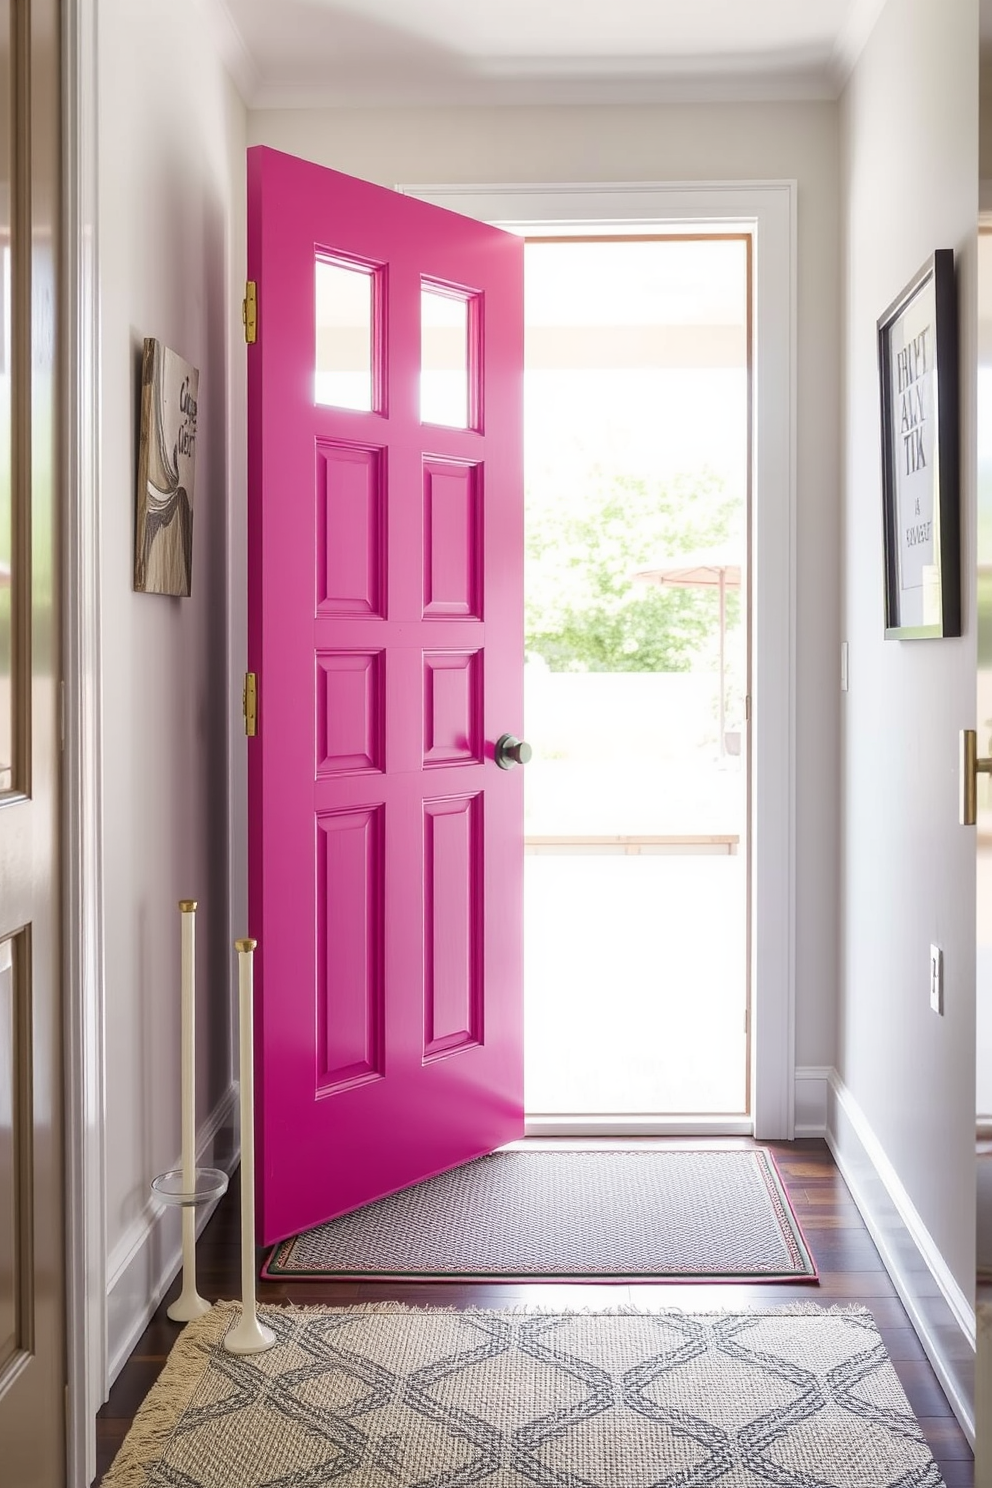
[62,1,107,1484]
[403,181,798,1142]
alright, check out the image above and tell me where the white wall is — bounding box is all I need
[839,0,977,1344]
[247,101,842,1078]
[97,0,246,1373]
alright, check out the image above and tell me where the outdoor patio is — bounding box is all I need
[523,668,747,1117]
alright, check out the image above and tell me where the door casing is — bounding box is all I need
[402,181,797,1140]
[62,2,107,1485]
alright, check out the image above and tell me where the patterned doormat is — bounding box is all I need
[101,1302,945,1487]
[263,1148,817,1282]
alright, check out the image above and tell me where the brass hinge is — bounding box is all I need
[744,694,751,722]
[243,672,257,736]
[242,281,257,344]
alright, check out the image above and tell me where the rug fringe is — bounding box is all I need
[100,1303,239,1488]
[246,1298,871,1321]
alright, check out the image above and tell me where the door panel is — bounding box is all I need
[247,147,524,1245]
[423,792,484,1058]
[316,442,385,618]
[315,804,384,1091]
[0,0,63,1481]
[0,930,28,1375]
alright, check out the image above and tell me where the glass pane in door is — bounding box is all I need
[315,256,376,412]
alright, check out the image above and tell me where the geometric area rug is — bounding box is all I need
[101,1301,945,1487]
[263,1148,818,1282]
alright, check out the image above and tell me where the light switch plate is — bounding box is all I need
[930,944,943,1014]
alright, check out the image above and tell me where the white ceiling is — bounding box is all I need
[209,0,890,110]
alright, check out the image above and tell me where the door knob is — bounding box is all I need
[495,734,532,770]
[960,729,992,825]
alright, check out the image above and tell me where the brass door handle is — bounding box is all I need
[960,729,992,824]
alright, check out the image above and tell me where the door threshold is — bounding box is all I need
[524,1115,753,1138]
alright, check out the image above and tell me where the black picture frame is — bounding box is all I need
[877,249,959,639]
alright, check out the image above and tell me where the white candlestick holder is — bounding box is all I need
[151,899,228,1323]
[224,936,275,1355]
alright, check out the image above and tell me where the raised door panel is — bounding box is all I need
[424,794,483,1059]
[316,808,385,1092]
[423,459,482,619]
[0,934,27,1378]
[316,441,385,618]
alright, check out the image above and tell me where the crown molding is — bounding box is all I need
[249,67,836,112]
[829,0,888,92]
[200,0,260,103]
[205,0,878,112]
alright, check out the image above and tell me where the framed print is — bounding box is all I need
[135,338,198,596]
[877,248,959,639]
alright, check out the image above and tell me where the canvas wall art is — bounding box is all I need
[876,249,959,639]
[135,338,198,596]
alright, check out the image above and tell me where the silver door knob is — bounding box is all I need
[495,734,532,769]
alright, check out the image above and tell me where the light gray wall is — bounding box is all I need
[978,89,992,1125]
[247,100,843,1077]
[839,0,978,1296]
[98,0,247,1277]
[977,35,992,1488]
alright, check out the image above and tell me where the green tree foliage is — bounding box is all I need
[525,468,738,673]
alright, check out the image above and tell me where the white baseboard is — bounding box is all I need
[826,1070,975,1447]
[977,1303,992,1488]
[106,1083,240,1386]
[524,1116,753,1137]
[794,1065,830,1136]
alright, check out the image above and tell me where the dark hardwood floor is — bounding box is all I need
[94,1138,974,1485]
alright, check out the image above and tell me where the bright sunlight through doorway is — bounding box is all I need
[523,234,750,1124]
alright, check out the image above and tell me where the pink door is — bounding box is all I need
[247,146,525,1245]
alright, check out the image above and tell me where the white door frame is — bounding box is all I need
[63,1,107,1484]
[404,182,798,1141]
